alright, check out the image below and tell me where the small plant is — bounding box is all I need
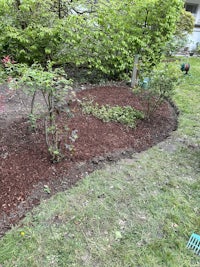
[4,60,77,163]
[65,129,79,156]
[28,113,38,131]
[1,56,16,82]
[136,62,181,119]
[43,185,51,194]
[81,101,144,128]
[1,55,15,67]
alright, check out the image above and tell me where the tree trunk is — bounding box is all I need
[15,0,21,10]
[131,54,139,88]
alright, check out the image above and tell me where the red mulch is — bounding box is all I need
[0,85,178,237]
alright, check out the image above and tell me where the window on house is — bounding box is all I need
[185,3,198,14]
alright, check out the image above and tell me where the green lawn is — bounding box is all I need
[0,58,199,267]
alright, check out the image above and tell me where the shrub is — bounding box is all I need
[136,62,181,119]
[3,60,77,163]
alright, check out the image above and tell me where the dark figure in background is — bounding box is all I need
[181,63,190,74]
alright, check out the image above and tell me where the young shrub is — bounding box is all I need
[4,60,77,163]
[137,63,181,119]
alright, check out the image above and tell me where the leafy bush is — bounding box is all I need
[136,62,181,119]
[3,60,77,162]
[81,101,144,128]
[0,0,184,80]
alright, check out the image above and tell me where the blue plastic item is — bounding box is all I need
[186,233,200,255]
[140,77,150,89]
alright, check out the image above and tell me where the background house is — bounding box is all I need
[185,0,200,50]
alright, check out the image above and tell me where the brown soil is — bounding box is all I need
[0,84,178,237]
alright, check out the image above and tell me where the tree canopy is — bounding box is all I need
[0,0,186,78]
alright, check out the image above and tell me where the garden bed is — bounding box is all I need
[0,85,178,237]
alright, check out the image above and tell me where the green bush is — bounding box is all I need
[137,62,181,119]
[3,60,77,163]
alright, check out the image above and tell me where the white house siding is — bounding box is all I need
[185,0,200,50]
[188,28,200,50]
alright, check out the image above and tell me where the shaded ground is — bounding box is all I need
[0,84,178,237]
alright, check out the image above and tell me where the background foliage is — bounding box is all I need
[165,9,194,55]
[0,0,187,79]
